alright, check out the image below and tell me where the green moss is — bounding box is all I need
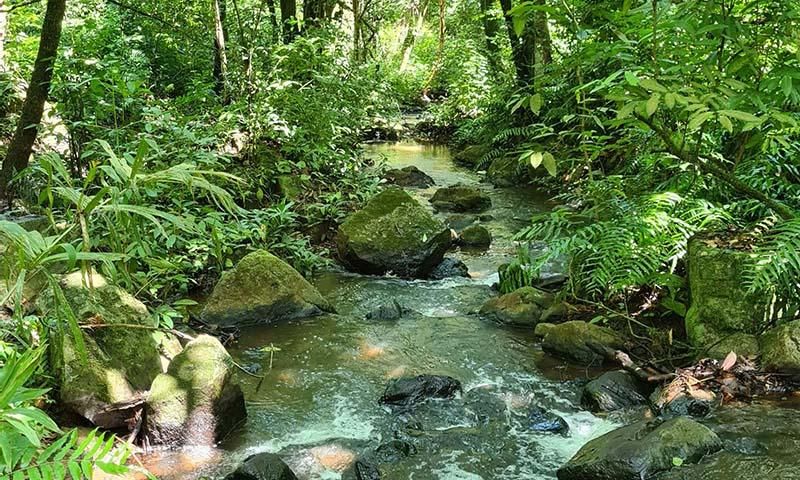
[460,225,492,248]
[480,287,554,326]
[760,321,800,373]
[430,185,491,213]
[541,320,625,365]
[202,250,333,327]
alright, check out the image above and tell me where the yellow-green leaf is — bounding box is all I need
[530,152,543,168]
[687,111,714,130]
[640,78,667,93]
[646,94,660,117]
[624,71,639,86]
[718,114,733,133]
[529,94,543,114]
[664,92,676,109]
[542,152,557,176]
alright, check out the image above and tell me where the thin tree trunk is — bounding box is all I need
[280,0,297,43]
[398,0,430,72]
[352,0,361,62]
[534,2,552,64]
[499,0,534,86]
[212,0,229,99]
[0,0,7,72]
[0,0,67,201]
[480,0,501,73]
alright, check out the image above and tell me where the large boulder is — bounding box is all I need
[38,271,180,429]
[336,188,451,278]
[480,287,563,327]
[380,375,462,409]
[557,417,722,480]
[684,235,766,358]
[760,320,800,373]
[225,453,298,480]
[429,185,491,213]
[540,321,625,365]
[581,370,650,413]
[452,145,489,168]
[202,250,333,327]
[459,225,492,249]
[145,335,246,446]
[428,257,469,280]
[383,166,435,188]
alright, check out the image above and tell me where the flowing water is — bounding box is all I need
[135,141,800,480]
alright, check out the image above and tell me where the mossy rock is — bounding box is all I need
[684,235,767,354]
[430,184,491,213]
[336,188,451,278]
[445,214,479,231]
[701,332,760,361]
[145,335,246,446]
[383,166,435,188]
[557,417,722,480]
[202,250,333,327]
[480,287,559,327]
[459,225,492,249]
[541,320,625,365]
[276,175,308,200]
[760,320,800,373]
[452,145,489,168]
[38,271,178,428]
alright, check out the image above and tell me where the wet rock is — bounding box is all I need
[557,417,722,480]
[202,250,333,327]
[541,321,625,365]
[480,287,562,327]
[38,271,180,429]
[430,184,492,213]
[534,322,556,338]
[452,145,489,168]
[656,392,715,419]
[365,301,409,321]
[225,453,298,480]
[428,257,469,280]
[459,225,492,249]
[380,375,462,409]
[581,370,650,413]
[374,439,416,463]
[528,406,569,434]
[463,388,508,425]
[351,460,381,480]
[337,188,452,278]
[760,320,800,373]
[445,214,478,231]
[145,335,246,446]
[383,166,435,188]
[723,436,767,455]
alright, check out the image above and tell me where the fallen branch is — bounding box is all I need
[586,340,676,383]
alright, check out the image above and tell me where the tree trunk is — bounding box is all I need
[0,0,7,72]
[480,0,501,73]
[499,0,534,86]
[304,0,329,25]
[280,0,297,43]
[398,0,430,72]
[0,0,67,201]
[352,0,362,62]
[534,0,552,64]
[212,0,229,99]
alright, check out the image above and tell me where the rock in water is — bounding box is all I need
[581,370,650,413]
[480,287,563,327]
[202,250,333,327]
[380,375,462,409]
[38,271,181,429]
[429,185,492,213]
[540,321,625,365]
[352,460,381,480]
[225,453,298,480]
[428,257,470,280]
[146,335,246,446]
[459,225,492,249]
[336,188,452,278]
[383,166,435,188]
[760,320,800,373]
[557,417,722,480]
[365,301,408,320]
[528,406,569,434]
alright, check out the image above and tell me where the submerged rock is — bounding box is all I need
[39,271,179,429]
[429,185,491,213]
[383,166,435,188]
[760,320,800,373]
[374,439,417,463]
[528,406,569,435]
[145,335,246,446]
[459,225,492,249]
[225,453,298,480]
[351,460,381,480]
[540,321,625,365]
[480,287,562,327]
[337,188,451,278]
[557,417,722,480]
[581,370,650,413]
[445,214,479,231]
[428,257,470,280]
[365,301,409,321]
[380,375,462,409]
[202,250,333,327]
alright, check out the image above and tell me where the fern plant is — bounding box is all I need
[749,218,800,304]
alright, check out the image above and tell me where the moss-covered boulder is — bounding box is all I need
[760,321,800,373]
[38,271,180,428]
[202,250,333,327]
[145,335,246,446]
[557,417,722,480]
[429,185,491,213]
[480,287,562,327]
[684,236,766,355]
[452,145,489,168]
[336,188,452,278]
[459,225,492,249]
[383,166,435,188]
[541,321,625,365]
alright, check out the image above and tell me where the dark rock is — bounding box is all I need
[428,258,470,280]
[452,145,489,167]
[557,417,722,480]
[430,185,492,213]
[380,375,462,409]
[225,453,298,480]
[528,406,569,434]
[383,166,435,188]
[723,437,767,456]
[337,188,452,278]
[463,388,508,425]
[352,460,381,480]
[541,321,625,365]
[374,440,416,463]
[444,214,478,231]
[655,392,715,419]
[366,301,409,320]
[581,370,650,413]
[459,225,492,249]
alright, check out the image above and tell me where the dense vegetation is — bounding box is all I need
[0,0,797,476]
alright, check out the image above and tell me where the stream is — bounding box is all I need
[135,141,800,480]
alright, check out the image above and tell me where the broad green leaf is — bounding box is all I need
[529,94,543,114]
[718,115,733,133]
[640,78,667,93]
[646,94,660,117]
[664,92,676,109]
[624,71,639,86]
[718,110,760,122]
[687,111,714,130]
[542,152,557,176]
[529,152,543,168]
